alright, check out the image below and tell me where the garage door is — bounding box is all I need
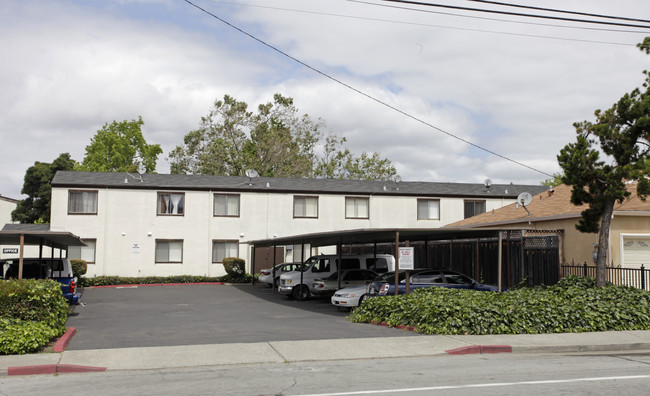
[623,237,650,269]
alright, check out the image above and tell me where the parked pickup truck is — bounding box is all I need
[278,254,395,300]
[1,257,81,305]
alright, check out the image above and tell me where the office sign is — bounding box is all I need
[3,248,19,254]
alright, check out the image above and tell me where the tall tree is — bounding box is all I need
[169,94,396,181]
[77,117,162,173]
[557,38,650,287]
[12,153,76,223]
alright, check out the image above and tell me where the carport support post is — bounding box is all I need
[394,232,400,296]
[337,238,342,290]
[405,240,410,295]
[18,234,24,280]
[299,241,305,301]
[498,232,503,292]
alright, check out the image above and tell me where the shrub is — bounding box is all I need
[349,276,650,335]
[222,257,248,282]
[0,279,68,355]
[70,259,87,277]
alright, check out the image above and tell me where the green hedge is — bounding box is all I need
[78,274,253,287]
[0,279,68,355]
[70,259,87,277]
[349,276,650,335]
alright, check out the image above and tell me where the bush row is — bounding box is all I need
[78,257,252,286]
[349,276,650,335]
[79,273,253,287]
[0,279,68,354]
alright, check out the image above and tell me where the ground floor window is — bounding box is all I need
[213,241,239,263]
[68,239,96,263]
[155,240,183,263]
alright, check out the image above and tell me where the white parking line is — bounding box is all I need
[298,375,650,395]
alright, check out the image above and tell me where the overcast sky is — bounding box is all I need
[1,0,648,199]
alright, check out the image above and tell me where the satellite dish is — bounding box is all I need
[517,192,533,207]
[245,169,259,178]
[484,178,492,189]
[392,174,402,183]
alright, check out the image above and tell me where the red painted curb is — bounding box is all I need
[7,364,106,376]
[54,327,76,352]
[88,282,227,289]
[445,345,512,355]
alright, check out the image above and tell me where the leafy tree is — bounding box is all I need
[11,153,76,223]
[541,172,563,187]
[77,117,162,173]
[169,94,396,180]
[557,38,650,287]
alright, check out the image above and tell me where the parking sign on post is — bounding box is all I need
[398,247,414,270]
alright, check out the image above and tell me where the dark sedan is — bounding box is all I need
[367,269,499,297]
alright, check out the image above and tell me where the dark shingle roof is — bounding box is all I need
[51,171,548,199]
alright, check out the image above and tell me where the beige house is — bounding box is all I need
[447,184,650,269]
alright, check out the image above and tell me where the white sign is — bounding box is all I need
[398,247,414,270]
[132,243,141,254]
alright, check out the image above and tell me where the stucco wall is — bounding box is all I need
[51,186,518,277]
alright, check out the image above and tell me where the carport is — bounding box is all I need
[0,224,86,279]
[245,227,561,294]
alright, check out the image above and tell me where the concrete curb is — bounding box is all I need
[54,327,77,353]
[446,345,513,355]
[8,364,106,376]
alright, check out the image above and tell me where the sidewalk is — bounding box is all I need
[3,330,650,376]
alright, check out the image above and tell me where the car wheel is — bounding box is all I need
[274,277,280,288]
[357,294,366,306]
[292,285,310,300]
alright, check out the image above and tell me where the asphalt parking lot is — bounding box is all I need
[65,283,419,350]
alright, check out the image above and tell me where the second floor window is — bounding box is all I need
[464,200,486,219]
[214,194,240,217]
[345,197,369,219]
[294,196,318,218]
[68,191,98,214]
[157,193,184,215]
[417,199,440,220]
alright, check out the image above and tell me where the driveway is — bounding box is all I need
[65,283,418,350]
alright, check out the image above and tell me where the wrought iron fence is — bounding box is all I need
[561,263,650,291]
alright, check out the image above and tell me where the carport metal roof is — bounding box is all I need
[1,224,86,250]
[244,227,509,248]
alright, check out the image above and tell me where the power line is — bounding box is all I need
[379,0,650,29]
[183,0,556,178]
[205,0,642,45]
[348,0,649,34]
[465,0,650,24]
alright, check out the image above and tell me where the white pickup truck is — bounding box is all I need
[278,253,395,300]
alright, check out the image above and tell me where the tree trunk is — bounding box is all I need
[596,199,615,287]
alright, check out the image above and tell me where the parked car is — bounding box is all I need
[331,271,412,310]
[367,269,498,297]
[258,263,303,287]
[312,269,378,297]
[279,253,395,300]
[1,257,81,305]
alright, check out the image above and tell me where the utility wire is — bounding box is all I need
[466,0,650,24]
[348,0,650,34]
[205,0,643,44]
[183,0,555,178]
[379,0,650,29]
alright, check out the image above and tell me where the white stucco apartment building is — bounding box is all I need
[49,171,547,277]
